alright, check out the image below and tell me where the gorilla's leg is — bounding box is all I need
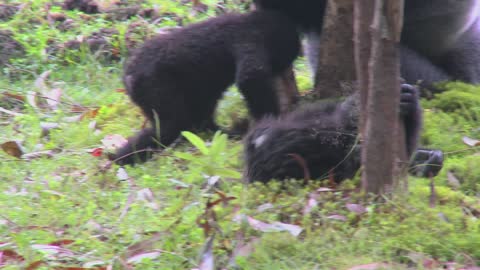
[235,50,281,119]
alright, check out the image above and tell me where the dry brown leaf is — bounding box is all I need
[0,249,24,262]
[49,239,74,246]
[25,260,45,270]
[80,108,100,120]
[1,141,23,158]
[2,92,25,102]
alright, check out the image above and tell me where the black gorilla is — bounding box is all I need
[254,0,480,95]
[111,10,300,165]
[244,84,443,183]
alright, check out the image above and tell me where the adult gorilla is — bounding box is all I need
[254,0,480,95]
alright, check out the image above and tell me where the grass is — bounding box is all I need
[0,0,479,269]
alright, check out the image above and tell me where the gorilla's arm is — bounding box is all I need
[399,83,422,156]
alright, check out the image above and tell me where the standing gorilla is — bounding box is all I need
[254,0,480,95]
[111,10,300,165]
[244,84,444,182]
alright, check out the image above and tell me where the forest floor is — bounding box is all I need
[0,0,480,269]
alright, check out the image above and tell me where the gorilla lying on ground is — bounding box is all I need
[254,0,480,96]
[244,84,444,183]
[110,10,300,165]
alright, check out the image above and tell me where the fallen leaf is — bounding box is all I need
[83,260,106,268]
[44,87,62,110]
[346,203,367,215]
[22,150,56,160]
[91,148,103,157]
[197,235,215,270]
[116,168,129,181]
[230,237,259,260]
[89,120,97,130]
[2,92,25,102]
[31,244,74,255]
[137,188,155,202]
[101,134,128,151]
[0,249,24,263]
[34,70,51,93]
[257,203,274,212]
[40,122,60,137]
[270,222,303,237]
[49,239,74,246]
[327,214,347,222]
[127,251,161,264]
[80,108,100,120]
[317,187,334,192]
[25,260,44,270]
[124,232,163,260]
[63,114,83,123]
[70,105,89,113]
[446,171,461,189]
[26,91,38,109]
[0,107,24,117]
[1,141,23,158]
[303,196,318,215]
[245,216,303,237]
[463,136,480,147]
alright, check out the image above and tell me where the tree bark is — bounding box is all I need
[357,0,405,194]
[314,0,355,98]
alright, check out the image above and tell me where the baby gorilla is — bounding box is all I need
[244,84,443,183]
[111,10,300,165]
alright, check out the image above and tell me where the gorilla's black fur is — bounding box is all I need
[244,84,443,183]
[254,0,480,95]
[111,10,300,165]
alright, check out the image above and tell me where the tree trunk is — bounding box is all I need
[353,1,373,135]
[314,0,355,98]
[356,0,405,194]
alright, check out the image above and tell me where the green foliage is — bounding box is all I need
[427,82,480,120]
[445,155,480,195]
[177,131,242,179]
[420,110,472,153]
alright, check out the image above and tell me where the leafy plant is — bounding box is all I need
[176,131,242,179]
